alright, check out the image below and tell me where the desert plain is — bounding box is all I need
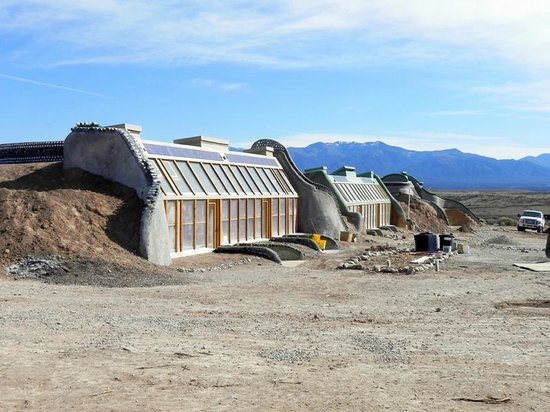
[1,164,550,411]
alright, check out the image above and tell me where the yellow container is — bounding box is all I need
[311,233,321,242]
[457,242,470,254]
[318,239,327,250]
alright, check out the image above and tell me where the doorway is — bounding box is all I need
[207,200,220,248]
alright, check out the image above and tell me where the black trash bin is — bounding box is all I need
[439,234,454,252]
[414,232,438,252]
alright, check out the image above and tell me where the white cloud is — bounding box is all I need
[473,81,550,113]
[425,110,486,117]
[190,78,248,93]
[2,1,550,71]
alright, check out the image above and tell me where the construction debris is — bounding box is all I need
[7,256,63,279]
[336,245,453,274]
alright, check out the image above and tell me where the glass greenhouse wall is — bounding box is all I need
[144,139,298,256]
[304,166,392,231]
[336,181,391,229]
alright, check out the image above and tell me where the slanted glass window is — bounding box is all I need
[162,160,192,195]
[264,168,285,193]
[152,160,176,196]
[239,166,261,194]
[336,184,350,202]
[371,186,380,200]
[351,185,362,201]
[222,164,244,194]
[272,169,292,194]
[231,165,253,194]
[353,184,364,200]
[358,185,370,200]
[190,163,217,194]
[247,167,270,194]
[177,161,205,194]
[258,168,278,194]
[345,184,357,201]
[345,183,358,202]
[212,164,237,194]
[203,163,228,194]
[344,183,357,202]
[277,169,295,194]
[363,184,374,200]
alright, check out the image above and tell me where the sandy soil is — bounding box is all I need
[1,163,550,410]
[1,225,550,411]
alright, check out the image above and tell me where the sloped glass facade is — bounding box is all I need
[305,167,392,230]
[145,141,298,255]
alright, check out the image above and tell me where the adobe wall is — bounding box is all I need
[304,169,363,233]
[63,125,171,266]
[250,140,346,238]
[372,174,408,229]
[291,173,346,238]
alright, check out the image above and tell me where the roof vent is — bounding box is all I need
[332,165,356,177]
[304,166,328,173]
[108,123,142,139]
[244,146,274,157]
[173,136,229,152]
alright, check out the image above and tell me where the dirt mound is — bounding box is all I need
[0,162,144,270]
[0,163,266,286]
[400,197,449,233]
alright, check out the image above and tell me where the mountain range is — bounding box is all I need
[285,141,550,190]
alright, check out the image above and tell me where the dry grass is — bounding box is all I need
[435,190,550,224]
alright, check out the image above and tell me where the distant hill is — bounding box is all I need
[521,153,550,169]
[286,141,550,190]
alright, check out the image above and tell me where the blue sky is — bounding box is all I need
[1,1,550,159]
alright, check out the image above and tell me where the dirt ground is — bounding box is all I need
[435,190,550,223]
[1,164,550,410]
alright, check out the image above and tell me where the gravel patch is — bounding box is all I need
[351,333,408,363]
[259,347,312,363]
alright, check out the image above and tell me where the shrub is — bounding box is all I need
[497,216,516,226]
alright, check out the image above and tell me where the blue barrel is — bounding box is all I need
[414,232,438,252]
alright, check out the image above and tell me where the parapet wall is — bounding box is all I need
[407,175,480,224]
[63,124,171,266]
[382,172,480,226]
[303,168,363,232]
[371,174,409,228]
[251,139,346,238]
